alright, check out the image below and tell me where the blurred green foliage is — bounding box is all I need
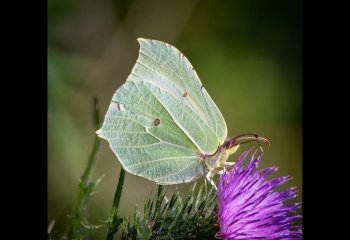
[48,0,301,238]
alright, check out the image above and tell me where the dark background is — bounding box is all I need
[48,0,301,238]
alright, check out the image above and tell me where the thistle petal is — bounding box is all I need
[217,149,302,239]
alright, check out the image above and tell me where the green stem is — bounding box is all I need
[106,167,126,240]
[81,98,101,184]
[67,98,101,239]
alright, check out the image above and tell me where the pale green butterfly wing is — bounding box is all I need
[135,38,227,149]
[98,81,203,184]
[97,38,227,184]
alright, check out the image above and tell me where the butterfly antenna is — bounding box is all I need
[227,133,270,151]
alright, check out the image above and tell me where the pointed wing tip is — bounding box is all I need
[137,38,170,49]
[95,129,105,139]
[137,38,149,44]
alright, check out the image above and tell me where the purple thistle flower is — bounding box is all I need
[217,149,302,240]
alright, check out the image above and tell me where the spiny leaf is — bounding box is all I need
[121,181,219,239]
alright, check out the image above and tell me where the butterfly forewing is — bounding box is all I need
[136,38,227,150]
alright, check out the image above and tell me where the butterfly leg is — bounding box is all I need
[206,171,217,190]
[225,161,234,168]
[212,153,230,175]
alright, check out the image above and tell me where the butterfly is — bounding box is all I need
[97,38,269,187]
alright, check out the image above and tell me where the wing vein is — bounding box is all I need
[121,81,175,123]
[127,156,196,168]
[112,142,161,148]
[138,80,209,152]
[155,161,198,182]
[137,54,211,125]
